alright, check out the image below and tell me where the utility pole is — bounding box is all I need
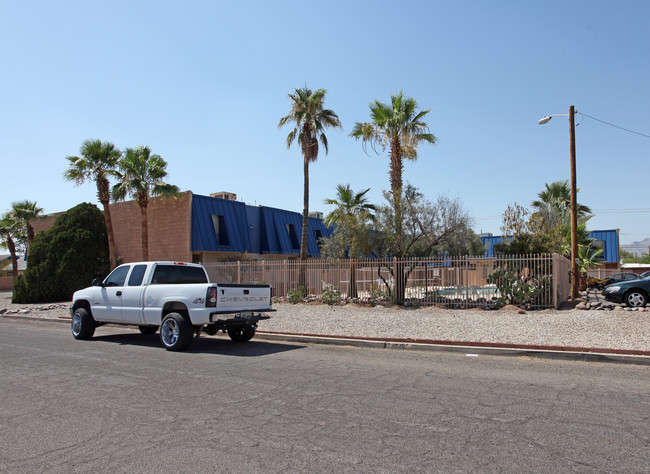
[569,105,579,299]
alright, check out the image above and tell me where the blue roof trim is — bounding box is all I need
[191,194,251,252]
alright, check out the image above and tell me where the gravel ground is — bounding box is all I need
[2,292,649,351]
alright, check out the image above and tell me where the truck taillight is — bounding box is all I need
[206,287,217,307]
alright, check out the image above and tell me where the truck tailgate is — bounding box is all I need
[215,284,272,313]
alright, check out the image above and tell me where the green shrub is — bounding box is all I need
[321,284,340,305]
[287,286,306,304]
[13,203,109,303]
[487,267,545,309]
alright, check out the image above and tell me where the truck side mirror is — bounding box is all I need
[92,278,105,287]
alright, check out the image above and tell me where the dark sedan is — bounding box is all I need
[603,275,650,307]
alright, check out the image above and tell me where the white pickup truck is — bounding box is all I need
[70,261,273,351]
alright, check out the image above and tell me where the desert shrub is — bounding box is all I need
[12,203,109,303]
[321,284,340,305]
[287,286,306,304]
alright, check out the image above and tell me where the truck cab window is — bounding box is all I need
[104,266,130,287]
[128,264,148,286]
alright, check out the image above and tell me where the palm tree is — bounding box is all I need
[0,212,22,281]
[112,146,179,261]
[64,139,122,268]
[350,91,437,207]
[324,184,376,298]
[279,86,342,262]
[12,200,43,249]
[351,92,436,304]
[531,180,592,220]
[324,184,376,228]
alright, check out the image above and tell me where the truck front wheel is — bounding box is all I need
[160,313,193,351]
[72,308,95,340]
[227,324,256,342]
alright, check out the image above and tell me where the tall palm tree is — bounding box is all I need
[112,146,179,261]
[12,200,43,249]
[0,211,22,281]
[278,86,342,262]
[324,184,376,298]
[64,139,122,268]
[351,92,436,304]
[350,91,437,206]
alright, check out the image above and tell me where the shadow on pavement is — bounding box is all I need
[91,331,305,357]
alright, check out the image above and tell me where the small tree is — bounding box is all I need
[321,184,376,299]
[12,200,43,248]
[0,211,23,281]
[13,203,109,303]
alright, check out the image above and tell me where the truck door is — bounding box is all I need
[93,265,130,322]
[119,264,148,323]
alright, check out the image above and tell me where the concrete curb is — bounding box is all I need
[256,331,650,366]
[4,315,649,366]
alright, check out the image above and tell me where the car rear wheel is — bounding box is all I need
[625,290,648,307]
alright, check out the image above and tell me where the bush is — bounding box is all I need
[321,284,340,305]
[487,267,545,309]
[13,203,110,303]
[287,286,306,304]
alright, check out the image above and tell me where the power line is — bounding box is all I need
[592,208,650,214]
[579,113,650,139]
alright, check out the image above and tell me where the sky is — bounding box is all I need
[1,0,649,250]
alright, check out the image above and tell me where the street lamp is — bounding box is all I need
[538,105,579,299]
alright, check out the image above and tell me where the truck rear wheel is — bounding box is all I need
[160,313,193,351]
[72,308,95,340]
[227,324,256,342]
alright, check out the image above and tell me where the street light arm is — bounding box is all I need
[537,113,571,125]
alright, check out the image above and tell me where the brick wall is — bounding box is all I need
[30,192,194,265]
[111,191,193,263]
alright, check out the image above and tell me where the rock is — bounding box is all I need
[0,308,6,315]
[517,309,526,315]
[590,301,602,309]
[575,302,587,310]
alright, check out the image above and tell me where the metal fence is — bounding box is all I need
[203,253,571,309]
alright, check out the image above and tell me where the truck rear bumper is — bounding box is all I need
[209,312,272,324]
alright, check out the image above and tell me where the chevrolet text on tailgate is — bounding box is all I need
[70,261,274,351]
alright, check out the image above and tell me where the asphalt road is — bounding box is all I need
[1,318,649,473]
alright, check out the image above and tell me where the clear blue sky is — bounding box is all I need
[2,0,649,248]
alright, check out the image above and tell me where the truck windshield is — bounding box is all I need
[151,265,208,284]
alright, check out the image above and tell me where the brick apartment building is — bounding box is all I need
[32,191,333,265]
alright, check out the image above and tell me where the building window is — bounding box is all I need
[286,223,300,250]
[212,214,230,246]
[314,229,322,243]
[592,240,605,261]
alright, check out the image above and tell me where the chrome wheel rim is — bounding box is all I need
[627,292,645,307]
[72,313,82,336]
[161,319,179,346]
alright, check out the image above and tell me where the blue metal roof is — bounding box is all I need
[191,194,252,252]
[259,206,332,257]
[587,229,619,264]
[481,231,619,263]
[481,235,507,257]
[191,194,332,257]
